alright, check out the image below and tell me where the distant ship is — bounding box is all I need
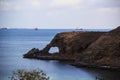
[35,27,38,30]
[75,27,83,31]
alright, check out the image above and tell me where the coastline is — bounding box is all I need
[24,55,120,71]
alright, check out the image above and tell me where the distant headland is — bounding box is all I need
[0,28,7,30]
[24,26,120,70]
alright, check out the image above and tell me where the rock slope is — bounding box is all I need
[24,26,120,70]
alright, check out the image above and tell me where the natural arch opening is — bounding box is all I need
[49,47,59,54]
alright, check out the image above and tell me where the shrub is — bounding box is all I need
[10,69,49,80]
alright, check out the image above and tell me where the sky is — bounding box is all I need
[0,0,120,29]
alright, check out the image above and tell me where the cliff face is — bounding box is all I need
[24,26,120,69]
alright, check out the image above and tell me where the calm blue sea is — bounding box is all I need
[0,29,120,80]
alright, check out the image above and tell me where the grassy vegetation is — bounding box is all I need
[9,69,108,80]
[10,69,49,80]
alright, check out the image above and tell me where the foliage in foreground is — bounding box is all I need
[10,69,49,80]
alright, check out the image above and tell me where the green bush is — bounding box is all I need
[10,69,49,80]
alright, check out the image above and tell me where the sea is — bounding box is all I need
[0,29,120,80]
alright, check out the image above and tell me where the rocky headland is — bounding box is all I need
[24,26,120,70]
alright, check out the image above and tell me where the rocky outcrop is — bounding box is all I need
[24,26,120,70]
[24,32,104,60]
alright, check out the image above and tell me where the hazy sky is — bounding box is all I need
[0,0,120,29]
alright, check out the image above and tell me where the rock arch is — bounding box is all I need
[49,46,59,54]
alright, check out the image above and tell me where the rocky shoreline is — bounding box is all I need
[24,26,120,70]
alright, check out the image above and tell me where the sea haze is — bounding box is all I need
[0,29,120,80]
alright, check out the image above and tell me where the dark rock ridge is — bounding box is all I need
[24,26,120,70]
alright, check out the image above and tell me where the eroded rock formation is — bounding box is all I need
[24,26,120,70]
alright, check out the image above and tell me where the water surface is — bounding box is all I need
[0,29,120,80]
